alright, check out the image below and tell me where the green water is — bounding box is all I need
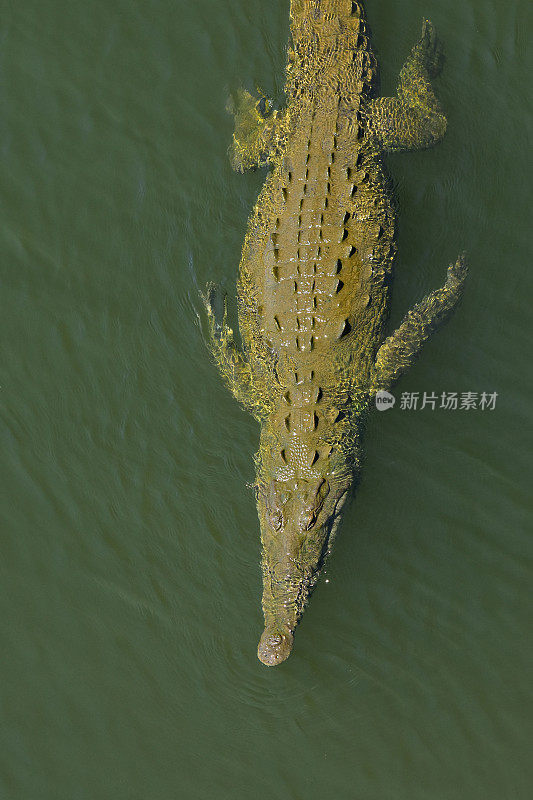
[1,1,532,798]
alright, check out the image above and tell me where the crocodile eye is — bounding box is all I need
[256,96,271,118]
[300,510,317,532]
[268,510,283,531]
[265,480,285,531]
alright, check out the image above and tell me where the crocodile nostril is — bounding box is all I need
[257,629,294,667]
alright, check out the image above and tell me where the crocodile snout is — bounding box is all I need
[257,628,294,666]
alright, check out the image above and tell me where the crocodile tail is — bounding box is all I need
[290,1,369,51]
[288,1,374,92]
[290,0,366,26]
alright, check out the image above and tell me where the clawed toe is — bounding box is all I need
[420,19,444,77]
[446,253,468,288]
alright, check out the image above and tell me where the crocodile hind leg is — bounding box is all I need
[370,254,467,393]
[228,89,287,172]
[368,19,447,152]
[202,284,270,419]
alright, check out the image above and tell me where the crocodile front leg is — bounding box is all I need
[228,88,288,172]
[202,284,271,419]
[370,254,467,393]
[368,19,447,152]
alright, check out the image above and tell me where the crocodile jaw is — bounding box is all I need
[256,483,351,666]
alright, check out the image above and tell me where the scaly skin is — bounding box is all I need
[203,1,467,666]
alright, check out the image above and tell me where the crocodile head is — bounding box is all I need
[255,470,352,666]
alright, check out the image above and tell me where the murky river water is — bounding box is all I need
[1,1,532,798]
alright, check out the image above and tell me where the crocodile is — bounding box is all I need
[203,0,467,666]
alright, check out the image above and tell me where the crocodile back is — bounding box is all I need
[236,0,396,483]
[237,9,395,379]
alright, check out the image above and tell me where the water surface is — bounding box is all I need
[1,1,532,798]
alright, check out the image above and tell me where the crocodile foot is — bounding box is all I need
[257,627,294,667]
[227,88,278,172]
